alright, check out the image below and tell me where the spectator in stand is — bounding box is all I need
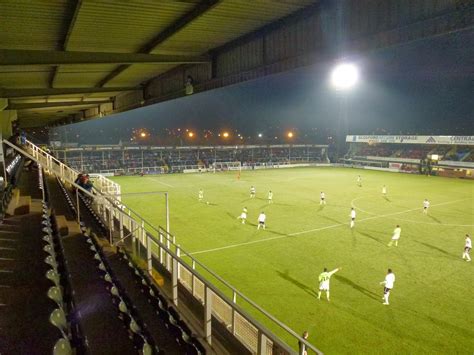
[74,173,83,186]
[185,75,194,95]
[20,131,27,145]
[83,174,93,192]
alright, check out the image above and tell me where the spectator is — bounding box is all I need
[20,131,27,145]
[185,75,194,95]
[299,331,309,355]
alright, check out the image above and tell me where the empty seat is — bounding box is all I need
[47,286,64,309]
[50,308,68,338]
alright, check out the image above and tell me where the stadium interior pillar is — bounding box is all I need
[0,109,18,139]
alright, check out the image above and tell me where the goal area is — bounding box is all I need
[212,161,242,172]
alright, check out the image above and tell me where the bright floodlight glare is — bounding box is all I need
[330,63,359,90]
[222,132,229,138]
[258,133,263,138]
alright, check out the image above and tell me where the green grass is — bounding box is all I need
[111,168,474,354]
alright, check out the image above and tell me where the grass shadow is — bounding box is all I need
[358,231,384,245]
[413,240,455,257]
[333,274,380,301]
[427,214,442,224]
[320,214,344,225]
[383,196,391,202]
[276,270,318,298]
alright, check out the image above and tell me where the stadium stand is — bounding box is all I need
[52,144,328,175]
[0,138,325,354]
[1,144,210,354]
[46,174,207,354]
[344,136,474,179]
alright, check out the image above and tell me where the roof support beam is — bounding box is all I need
[0,87,139,98]
[97,0,220,87]
[7,100,112,110]
[0,49,210,66]
[50,0,83,88]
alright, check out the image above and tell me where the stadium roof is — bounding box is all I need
[1,0,471,128]
[0,0,315,126]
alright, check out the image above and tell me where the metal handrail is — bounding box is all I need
[5,138,323,355]
[157,226,323,354]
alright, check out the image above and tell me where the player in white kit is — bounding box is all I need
[320,192,326,205]
[462,234,471,262]
[380,269,395,305]
[238,207,248,224]
[357,175,362,187]
[257,212,266,230]
[250,186,256,198]
[198,189,204,202]
[268,190,273,204]
[382,185,387,196]
[423,199,430,214]
[388,225,401,247]
[350,208,356,228]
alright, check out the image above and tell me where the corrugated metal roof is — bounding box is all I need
[67,1,198,53]
[1,0,319,125]
[105,64,177,87]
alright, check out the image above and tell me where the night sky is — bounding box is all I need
[50,29,474,145]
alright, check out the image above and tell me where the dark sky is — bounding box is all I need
[50,29,474,145]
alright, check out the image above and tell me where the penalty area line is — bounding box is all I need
[190,198,469,256]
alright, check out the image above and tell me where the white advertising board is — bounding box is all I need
[346,135,474,146]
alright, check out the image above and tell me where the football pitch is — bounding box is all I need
[111,167,473,354]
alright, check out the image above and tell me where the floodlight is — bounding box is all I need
[222,132,229,138]
[287,132,294,138]
[330,63,359,90]
[258,133,263,138]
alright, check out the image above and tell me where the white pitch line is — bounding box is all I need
[0,238,17,242]
[351,197,474,227]
[0,247,15,251]
[146,177,174,188]
[0,258,14,261]
[190,198,469,255]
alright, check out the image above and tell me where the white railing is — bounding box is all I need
[4,139,323,355]
[24,139,121,199]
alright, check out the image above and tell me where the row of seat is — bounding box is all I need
[82,226,160,354]
[59,177,205,354]
[41,174,74,355]
[77,190,107,234]
[57,178,156,353]
[118,249,206,355]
